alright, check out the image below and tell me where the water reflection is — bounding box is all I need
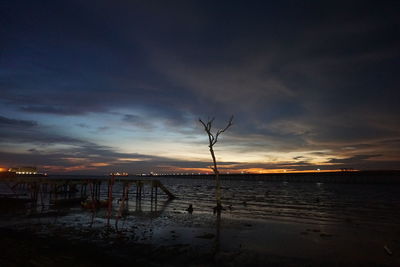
[2,177,400,229]
[214,212,221,255]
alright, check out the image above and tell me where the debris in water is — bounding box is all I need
[384,245,392,256]
[195,233,215,239]
[186,204,193,214]
[320,233,333,237]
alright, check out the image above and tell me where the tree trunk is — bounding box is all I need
[199,116,233,212]
[209,146,221,207]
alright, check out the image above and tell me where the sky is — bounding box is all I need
[0,1,399,174]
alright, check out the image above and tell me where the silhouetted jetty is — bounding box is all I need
[0,176,175,206]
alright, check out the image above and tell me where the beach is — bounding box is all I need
[2,0,399,265]
[1,175,400,266]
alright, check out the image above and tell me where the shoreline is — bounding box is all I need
[3,170,400,184]
[1,176,400,266]
[1,209,399,267]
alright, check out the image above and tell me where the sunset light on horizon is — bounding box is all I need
[0,1,399,175]
[1,2,400,266]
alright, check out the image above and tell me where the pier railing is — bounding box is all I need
[0,176,176,205]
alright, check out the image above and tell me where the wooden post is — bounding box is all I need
[138,182,142,201]
[98,181,101,200]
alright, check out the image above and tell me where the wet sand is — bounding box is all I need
[1,208,399,267]
[1,177,400,266]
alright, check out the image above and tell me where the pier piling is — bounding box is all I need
[0,176,175,207]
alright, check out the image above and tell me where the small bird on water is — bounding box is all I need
[186,204,193,214]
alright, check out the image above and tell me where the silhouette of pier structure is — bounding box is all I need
[0,176,176,206]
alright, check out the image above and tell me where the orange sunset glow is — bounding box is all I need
[1,2,399,267]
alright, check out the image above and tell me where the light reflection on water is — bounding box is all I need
[1,176,400,228]
[2,176,400,266]
[161,177,400,226]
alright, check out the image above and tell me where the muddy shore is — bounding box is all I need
[0,225,320,267]
[0,228,337,267]
[1,210,399,267]
[1,177,400,266]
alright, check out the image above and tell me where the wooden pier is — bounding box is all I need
[0,176,176,206]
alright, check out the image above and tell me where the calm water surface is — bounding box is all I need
[162,177,400,226]
[1,175,400,228]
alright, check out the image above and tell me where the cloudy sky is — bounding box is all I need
[0,1,399,174]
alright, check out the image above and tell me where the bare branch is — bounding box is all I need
[212,115,234,145]
[199,118,216,147]
[199,118,207,129]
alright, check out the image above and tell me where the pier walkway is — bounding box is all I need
[0,175,176,206]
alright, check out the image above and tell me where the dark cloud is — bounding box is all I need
[19,105,85,115]
[0,115,84,145]
[324,154,400,170]
[0,1,399,172]
[328,154,382,164]
[122,114,154,130]
[0,115,37,127]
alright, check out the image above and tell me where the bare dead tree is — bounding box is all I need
[199,116,233,212]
